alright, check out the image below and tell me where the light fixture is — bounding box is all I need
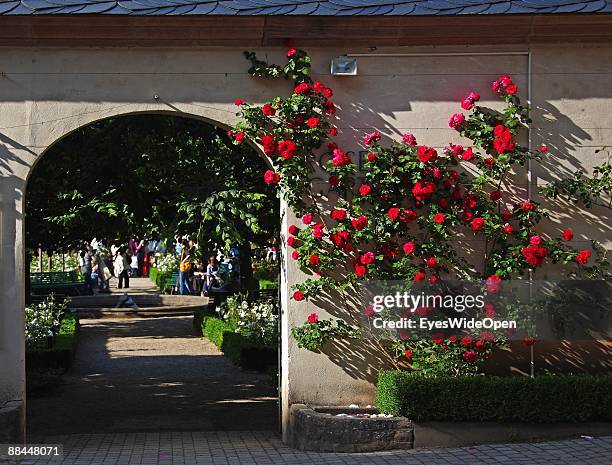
[331,57,358,76]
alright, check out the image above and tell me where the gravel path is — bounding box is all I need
[27,316,278,436]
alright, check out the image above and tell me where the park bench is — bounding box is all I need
[30,271,83,296]
[163,271,180,294]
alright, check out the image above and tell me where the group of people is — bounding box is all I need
[79,237,161,294]
[176,238,241,296]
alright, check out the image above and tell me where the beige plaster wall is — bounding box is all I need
[0,44,610,439]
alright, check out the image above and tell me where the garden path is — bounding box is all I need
[27,315,278,437]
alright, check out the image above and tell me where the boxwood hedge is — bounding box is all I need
[201,315,277,371]
[376,370,612,423]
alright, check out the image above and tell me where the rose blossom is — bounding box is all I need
[330,209,347,221]
[490,191,502,201]
[417,145,438,163]
[576,249,591,265]
[360,251,375,265]
[354,263,367,278]
[264,170,280,185]
[521,244,548,267]
[287,48,297,57]
[329,175,340,186]
[486,274,502,293]
[540,144,548,153]
[426,257,438,268]
[294,82,311,95]
[404,350,413,360]
[463,350,479,363]
[413,272,427,282]
[562,229,574,241]
[462,147,475,161]
[412,181,437,201]
[351,215,368,231]
[288,225,299,235]
[278,140,298,159]
[367,152,378,162]
[503,224,513,234]
[309,255,320,267]
[234,98,244,106]
[461,335,473,347]
[312,223,324,239]
[522,337,535,346]
[301,213,313,225]
[364,305,375,318]
[471,217,485,231]
[262,103,275,116]
[313,81,324,93]
[363,131,382,146]
[433,213,445,224]
[359,184,371,196]
[293,291,304,301]
[484,303,497,318]
[448,113,465,130]
[330,127,338,136]
[529,235,542,246]
[307,312,319,324]
[332,148,351,167]
[402,241,416,255]
[307,117,319,128]
[387,207,400,221]
[291,250,299,260]
[402,133,417,146]
[286,236,297,248]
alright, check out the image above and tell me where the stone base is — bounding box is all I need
[288,404,413,453]
[0,401,25,443]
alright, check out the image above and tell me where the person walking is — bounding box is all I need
[178,239,193,295]
[114,247,130,289]
[79,244,94,295]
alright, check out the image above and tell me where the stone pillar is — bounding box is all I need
[0,176,26,443]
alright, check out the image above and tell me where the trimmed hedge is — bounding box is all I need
[201,315,277,371]
[376,370,612,423]
[26,313,79,371]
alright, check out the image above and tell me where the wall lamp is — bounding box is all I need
[331,57,358,76]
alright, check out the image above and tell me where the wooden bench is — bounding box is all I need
[30,271,83,296]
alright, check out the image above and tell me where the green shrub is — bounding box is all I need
[26,313,79,371]
[376,370,612,423]
[202,315,276,371]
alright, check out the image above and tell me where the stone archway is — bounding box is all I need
[0,101,288,442]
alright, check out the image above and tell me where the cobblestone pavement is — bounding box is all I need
[4,432,611,465]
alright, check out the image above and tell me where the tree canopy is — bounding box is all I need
[26,114,279,255]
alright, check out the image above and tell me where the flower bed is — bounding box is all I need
[376,370,612,423]
[201,315,277,371]
[26,312,79,371]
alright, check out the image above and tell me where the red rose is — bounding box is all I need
[286,236,297,248]
[562,229,574,241]
[360,251,375,265]
[259,134,277,157]
[287,48,297,57]
[293,291,304,301]
[307,312,319,324]
[354,263,367,278]
[522,337,535,346]
[462,211,473,222]
[462,147,475,161]
[291,250,299,260]
[438,198,449,208]
[486,275,502,293]
[426,257,438,268]
[402,133,417,146]
[432,333,445,344]
[264,170,280,185]
[262,103,275,116]
[404,350,413,360]
[278,140,298,160]
[351,215,368,231]
[312,223,324,239]
[448,113,465,130]
[471,217,485,231]
[506,84,517,95]
[503,224,513,234]
[307,117,319,128]
[490,191,502,201]
[484,303,497,318]
[461,98,474,110]
[417,145,438,163]
[322,87,333,98]
[520,201,535,212]
[329,175,340,186]
[288,225,299,235]
[402,241,415,255]
[330,209,347,221]
[461,335,473,347]
[412,181,437,201]
[413,272,427,282]
[359,184,371,196]
[433,213,445,224]
[576,249,591,265]
[234,98,244,106]
[330,127,338,136]
[475,340,487,352]
[367,152,378,162]
[468,91,480,102]
[294,82,311,95]
[539,144,548,153]
[309,255,320,267]
[332,148,351,167]
[301,213,313,225]
[521,244,548,267]
[323,101,336,114]
[501,211,511,221]
[462,350,479,363]
[313,81,324,93]
[387,207,400,222]
[331,230,352,252]
[402,209,417,222]
[484,157,495,168]
[363,131,382,146]
[530,235,542,246]
[234,131,245,144]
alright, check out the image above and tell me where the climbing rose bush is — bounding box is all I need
[232,49,609,369]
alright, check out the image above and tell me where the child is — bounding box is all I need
[130,251,139,277]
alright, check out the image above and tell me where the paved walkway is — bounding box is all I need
[107,276,162,295]
[7,432,612,465]
[27,316,278,436]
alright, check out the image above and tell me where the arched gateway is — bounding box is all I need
[1,1,612,444]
